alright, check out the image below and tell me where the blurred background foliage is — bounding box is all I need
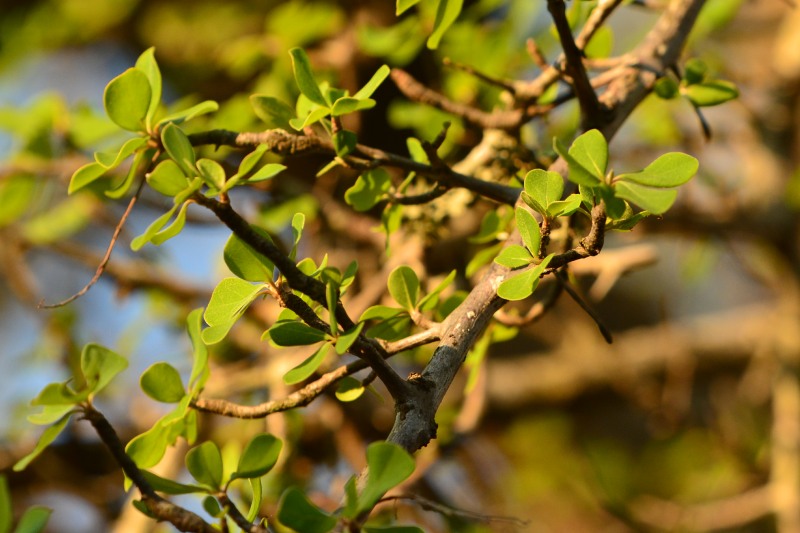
[2,0,800,531]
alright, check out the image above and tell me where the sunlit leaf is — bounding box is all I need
[345,168,391,211]
[357,442,415,514]
[147,159,189,196]
[80,343,128,395]
[135,47,162,128]
[161,123,196,176]
[186,441,223,490]
[289,48,328,107]
[250,95,295,130]
[140,470,206,495]
[684,80,739,107]
[159,100,219,126]
[616,153,698,188]
[268,321,328,347]
[335,376,365,402]
[354,65,391,99]
[387,266,420,310]
[283,343,331,385]
[13,414,72,472]
[202,278,267,344]
[223,227,275,282]
[396,0,421,15]
[427,0,464,49]
[104,68,151,131]
[13,506,52,533]
[497,253,554,301]
[494,244,533,269]
[140,362,185,403]
[231,434,283,480]
[335,322,364,355]
[614,181,679,214]
[515,207,541,256]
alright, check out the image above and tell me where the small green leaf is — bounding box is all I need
[68,162,107,194]
[247,478,262,523]
[614,181,678,214]
[546,193,583,218]
[140,470,206,495]
[654,77,679,99]
[13,414,72,471]
[289,48,329,107]
[617,152,698,188]
[247,163,286,183]
[332,129,358,156]
[388,266,420,310]
[494,244,533,269]
[158,100,219,126]
[13,506,52,533]
[186,309,210,395]
[515,207,541,256]
[237,145,269,177]
[289,107,330,131]
[427,0,464,49]
[553,138,602,187]
[335,322,364,355]
[284,343,331,385]
[568,129,608,181]
[354,65,391,99]
[135,47,162,128]
[357,442,415,515]
[684,80,739,107]
[202,278,267,345]
[326,282,339,335]
[224,227,275,282]
[345,168,391,211]
[104,68,151,131]
[250,95,295,130]
[80,343,128,395]
[94,137,148,169]
[196,158,226,190]
[28,405,75,426]
[161,123,196,176]
[331,97,375,116]
[126,422,170,469]
[497,253,554,301]
[396,0,421,15]
[524,169,564,215]
[364,527,424,533]
[131,204,178,251]
[291,212,305,260]
[150,201,189,246]
[30,382,83,407]
[147,159,189,197]
[278,487,337,533]
[186,441,223,489]
[418,269,456,311]
[231,434,283,480]
[140,362,185,403]
[335,376,365,402]
[268,321,328,347]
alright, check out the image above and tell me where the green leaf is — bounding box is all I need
[126,422,170,469]
[13,414,72,471]
[104,68,151,132]
[150,200,189,246]
[614,181,678,214]
[332,129,358,157]
[158,100,219,126]
[584,25,613,59]
[237,145,269,177]
[365,527,424,533]
[335,376,365,402]
[231,434,283,480]
[331,97,375,116]
[105,147,146,200]
[597,185,626,220]
[684,80,739,107]
[289,107,330,131]
[524,169,564,214]
[568,129,608,181]
[553,137,602,187]
[345,168,391,211]
[654,77,679,99]
[494,244,533,269]
[335,322,364,355]
[247,163,286,183]
[140,362,185,403]
[140,470,206,495]
[135,47,162,128]
[284,343,331,385]
[357,442,415,514]
[515,207,541,256]
[186,441,223,489]
[497,253,554,301]
[27,405,75,426]
[30,382,83,406]
[354,65,391,99]
[0,476,10,533]
[147,159,189,197]
[247,478,262,523]
[291,212,305,260]
[388,266,420,310]
[289,48,329,107]
[617,152,698,188]
[186,309,210,395]
[196,158,226,190]
[546,193,583,218]
[268,321,328,347]
[68,162,107,194]
[161,123,196,176]
[396,0,421,15]
[326,282,339,335]
[278,487,337,533]
[202,278,266,345]
[250,95,295,130]
[13,507,52,533]
[427,0,464,50]
[80,343,128,395]
[94,137,148,169]
[223,227,275,282]
[131,204,178,251]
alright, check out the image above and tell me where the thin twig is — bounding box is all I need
[556,270,613,343]
[379,494,530,527]
[38,178,145,309]
[442,57,516,93]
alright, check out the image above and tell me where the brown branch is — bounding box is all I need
[38,178,145,309]
[547,0,604,130]
[442,57,516,93]
[82,405,217,533]
[216,493,268,533]
[556,270,613,343]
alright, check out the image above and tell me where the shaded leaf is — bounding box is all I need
[283,343,331,385]
[13,414,72,471]
[250,95,295,130]
[278,487,337,533]
[187,309,210,395]
[94,137,148,169]
[515,207,541,256]
[13,506,52,533]
[161,123,196,176]
[159,100,219,126]
[684,80,739,107]
[336,376,365,402]
[289,48,328,107]
[333,129,358,157]
[494,244,533,269]
[223,227,275,282]
[150,201,189,246]
[345,168,391,211]
[186,441,223,489]
[335,322,364,355]
[427,0,464,49]
[268,321,328,347]
[147,159,189,196]
[68,162,107,194]
[135,47,162,127]
[140,470,206,495]
[232,434,283,480]
[357,442,415,514]
[196,158,226,190]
